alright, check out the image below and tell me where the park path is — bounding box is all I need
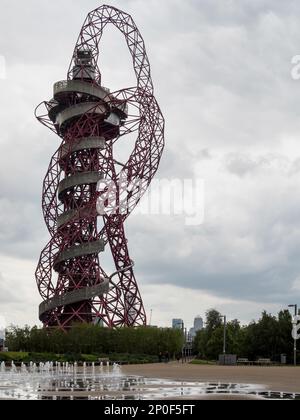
[122,362,300,393]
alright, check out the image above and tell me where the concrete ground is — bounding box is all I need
[122,362,300,394]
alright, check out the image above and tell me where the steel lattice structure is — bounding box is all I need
[35,5,165,330]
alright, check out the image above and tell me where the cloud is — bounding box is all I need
[0,272,18,304]
[128,146,300,309]
[142,283,280,329]
[0,256,40,326]
[224,153,292,177]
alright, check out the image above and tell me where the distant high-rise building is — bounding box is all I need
[189,327,195,337]
[189,316,204,338]
[194,316,204,331]
[172,319,183,329]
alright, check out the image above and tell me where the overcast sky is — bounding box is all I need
[1,0,300,329]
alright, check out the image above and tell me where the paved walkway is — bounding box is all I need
[122,362,300,393]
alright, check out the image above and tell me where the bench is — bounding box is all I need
[255,358,272,366]
[237,358,253,365]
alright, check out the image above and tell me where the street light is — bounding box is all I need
[181,321,185,364]
[149,309,153,327]
[288,304,298,366]
[221,315,227,355]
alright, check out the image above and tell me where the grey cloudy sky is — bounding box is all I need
[1,0,300,329]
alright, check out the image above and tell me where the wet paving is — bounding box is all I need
[0,362,299,400]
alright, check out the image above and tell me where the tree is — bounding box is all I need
[206,309,222,333]
[277,310,293,359]
[4,309,296,364]
[194,309,295,362]
[193,309,223,359]
[4,324,183,357]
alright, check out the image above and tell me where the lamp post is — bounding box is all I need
[181,321,185,364]
[221,315,227,355]
[184,328,188,361]
[288,304,298,366]
[149,309,153,327]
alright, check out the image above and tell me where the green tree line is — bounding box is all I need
[194,309,296,363]
[5,324,183,357]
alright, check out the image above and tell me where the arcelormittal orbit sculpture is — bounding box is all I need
[35,5,165,330]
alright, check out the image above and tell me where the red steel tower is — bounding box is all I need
[35,5,165,329]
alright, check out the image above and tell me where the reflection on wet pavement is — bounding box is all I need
[0,362,299,400]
